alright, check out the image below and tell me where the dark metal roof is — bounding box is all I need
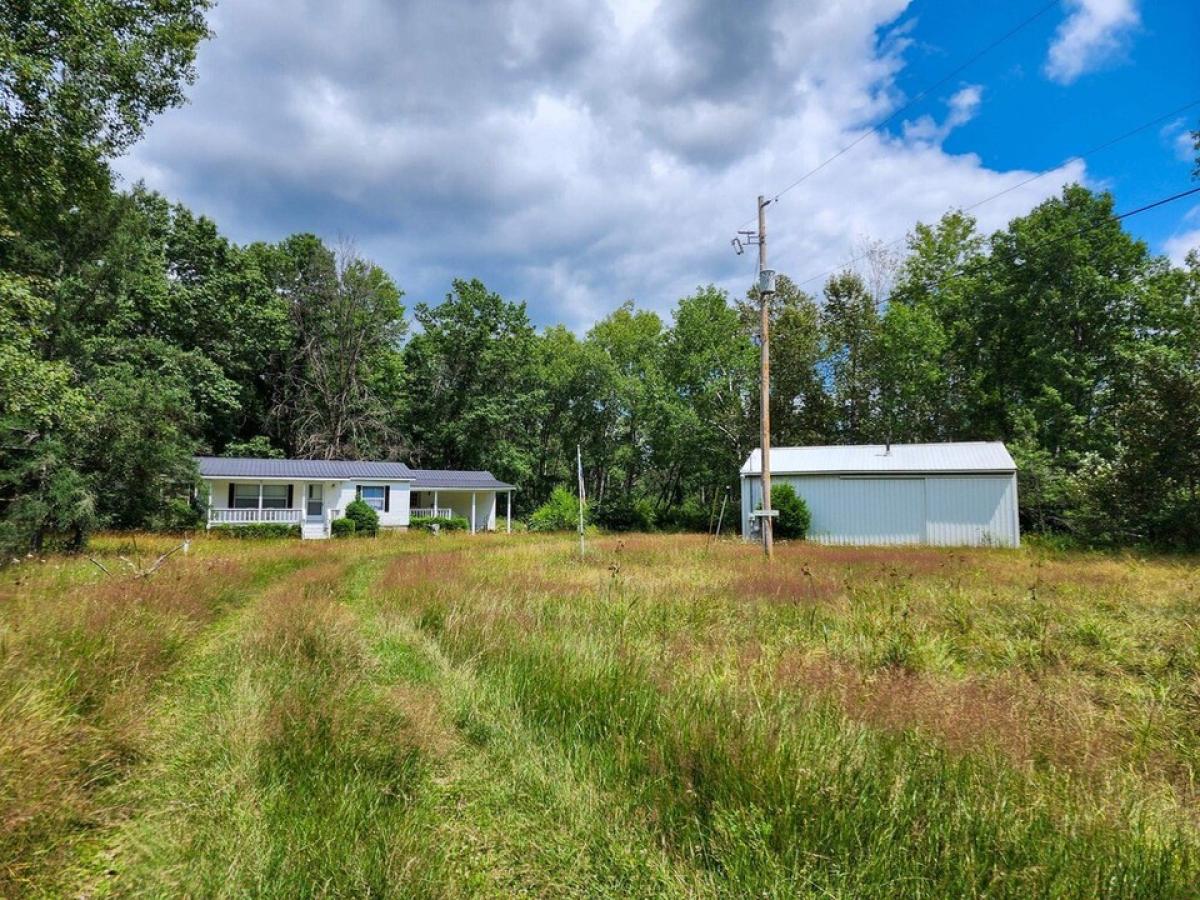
[409,469,515,490]
[196,457,414,480]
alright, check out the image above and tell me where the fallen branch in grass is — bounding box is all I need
[91,542,187,579]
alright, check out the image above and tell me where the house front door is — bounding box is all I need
[306,484,324,520]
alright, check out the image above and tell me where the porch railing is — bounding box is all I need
[410,507,454,519]
[208,508,302,527]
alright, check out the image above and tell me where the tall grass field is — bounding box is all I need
[1,532,1197,896]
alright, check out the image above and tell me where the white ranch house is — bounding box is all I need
[740,442,1019,547]
[198,457,515,539]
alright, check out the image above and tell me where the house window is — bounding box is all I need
[233,484,259,509]
[360,485,386,511]
[232,484,289,509]
[261,484,288,509]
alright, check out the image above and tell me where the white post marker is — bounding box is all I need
[713,487,730,540]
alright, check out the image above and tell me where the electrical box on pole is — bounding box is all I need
[732,198,777,559]
[756,195,775,559]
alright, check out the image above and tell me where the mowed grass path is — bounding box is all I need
[1,533,1198,896]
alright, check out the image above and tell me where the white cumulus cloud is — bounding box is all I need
[1164,228,1200,267]
[1171,127,1197,165]
[1045,0,1140,84]
[116,0,1095,330]
[904,84,983,144]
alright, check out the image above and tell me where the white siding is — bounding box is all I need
[206,478,412,528]
[330,482,355,520]
[742,473,1019,547]
[334,480,412,528]
[392,483,412,527]
[206,479,225,509]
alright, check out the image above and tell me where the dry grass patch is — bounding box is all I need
[732,561,846,604]
[771,652,1122,777]
[381,550,469,596]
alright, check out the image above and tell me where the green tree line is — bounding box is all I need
[2,1,1198,552]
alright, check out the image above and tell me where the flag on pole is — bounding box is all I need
[577,444,586,557]
[576,444,586,504]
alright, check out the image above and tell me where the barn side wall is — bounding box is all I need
[924,475,1019,547]
[741,473,1019,548]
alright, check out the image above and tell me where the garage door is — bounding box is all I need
[808,477,927,545]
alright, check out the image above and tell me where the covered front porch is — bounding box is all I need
[409,488,514,533]
[205,479,344,538]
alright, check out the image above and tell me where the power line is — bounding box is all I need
[885,184,1200,296]
[736,0,1060,228]
[1108,185,1200,224]
[958,100,1200,217]
[898,185,1200,296]
[789,99,1200,289]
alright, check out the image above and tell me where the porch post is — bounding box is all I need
[471,492,476,534]
[257,483,263,519]
[506,490,511,534]
[433,490,439,517]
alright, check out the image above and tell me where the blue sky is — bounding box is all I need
[892,0,1199,255]
[118,0,1200,329]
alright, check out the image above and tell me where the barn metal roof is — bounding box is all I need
[196,457,414,480]
[408,469,515,490]
[740,442,1016,476]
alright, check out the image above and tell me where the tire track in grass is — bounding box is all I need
[361,549,708,897]
[1,551,311,898]
[71,550,451,897]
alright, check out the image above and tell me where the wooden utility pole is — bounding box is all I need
[757,194,774,559]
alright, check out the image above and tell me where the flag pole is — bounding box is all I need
[577,444,586,559]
